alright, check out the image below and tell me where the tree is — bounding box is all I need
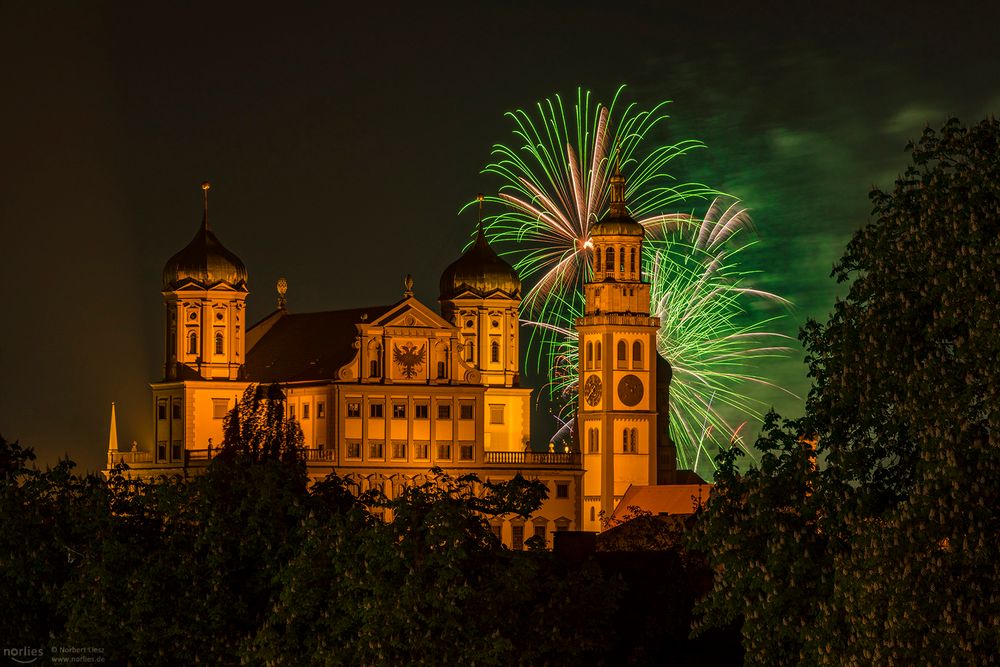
[247,469,619,666]
[691,117,1000,664]
[221,383,304,464]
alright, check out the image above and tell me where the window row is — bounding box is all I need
[346,401,476,420]
[155,439,182,462]
[584,340,644,370]
[184,331,230,356]
[287,402,326,420]
[495,520,571,551]
[157,399,183,421]
[594,245,639,275]
[586,427,640,453]
[345,440,475,461]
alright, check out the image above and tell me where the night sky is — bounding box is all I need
[2,1,997,473]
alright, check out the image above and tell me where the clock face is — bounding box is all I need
[584,375,602,406]
[617,374,644,407]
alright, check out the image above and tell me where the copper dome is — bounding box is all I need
[163,221,248,291]
[439,229,520,300]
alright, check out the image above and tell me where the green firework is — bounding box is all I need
[475,86,793,471]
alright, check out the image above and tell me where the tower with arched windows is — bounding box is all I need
[153,183,251,465]
[576,166,665,530]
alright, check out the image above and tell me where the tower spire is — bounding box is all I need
[201,181,211,230]
[609,155,627,217]
[476,193,486,242]
[108,402,119,453]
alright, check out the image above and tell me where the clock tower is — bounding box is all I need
[577,166,661,530]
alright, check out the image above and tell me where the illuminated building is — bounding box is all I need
[107,183,701,544]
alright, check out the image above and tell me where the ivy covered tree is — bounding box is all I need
[691,117,1000,664]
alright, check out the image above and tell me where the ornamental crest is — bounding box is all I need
[392,342,426,379]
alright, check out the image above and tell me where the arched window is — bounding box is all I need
[622,428,629,452]
[188,332,197,355]
[632,340,643,369]
[214,332,224,355]
[466,340,475,362]
[490,341,500,363]
[586,341,593,369]
[588,428,599,453]
[630,428,638,453]
[595,342,602,364]
[617,340,627,367]
[619,247,625,272]
[370,344,382,377]
[630,248,636,273]
[590,506,596,522]
[595,247,601,272]
[605,247,614,273]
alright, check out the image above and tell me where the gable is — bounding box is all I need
[368,297,455,332]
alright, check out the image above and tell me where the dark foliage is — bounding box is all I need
[692,117,1000,664]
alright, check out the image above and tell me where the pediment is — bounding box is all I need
[368,297,454,332]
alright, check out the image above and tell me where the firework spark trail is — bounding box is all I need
[472,86,795,474]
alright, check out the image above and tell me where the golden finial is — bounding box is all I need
[277,277,288,310]
[403,274,414,298]
[201,181,211,229]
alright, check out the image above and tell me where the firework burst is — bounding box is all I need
[475,86,793,472]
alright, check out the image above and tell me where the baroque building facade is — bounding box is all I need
[108,182,702,543]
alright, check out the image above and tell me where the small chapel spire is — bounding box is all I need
[108,402,119,453]
[201,181,211,230]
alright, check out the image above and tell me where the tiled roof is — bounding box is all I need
[610,483,713,523]
[245,305,392,383]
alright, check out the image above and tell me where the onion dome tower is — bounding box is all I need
[439,195,521,387]
[162,182,249,381]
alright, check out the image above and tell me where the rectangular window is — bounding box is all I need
[556,482,569,499]
[414,441,429,459]
[533,525,547,544]
[392,441,407,459]
[346,441,362,459]
[302,403,310,419]
[491,524,502,541]
[370,402,384,418]
[459,443,474,461]
[157,441,166,461]
[414,403,429,419]
[171,440,182,460]
[489,404,504,424]
[347,402,361,418]
[512,525,524,551]
[157,402,167,420]
[369,441,384,459]
[172,402,181,420]
[392,402,406,419]
[459,403,474,420]
[437,403,451,420]
[437,442,452,460]
[317,402,325,419]
[212,398,229,419]
[289,404,296,419]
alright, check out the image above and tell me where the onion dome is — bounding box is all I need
[591,166,644,237]
[439,195,521,300]
[162,182,248,291]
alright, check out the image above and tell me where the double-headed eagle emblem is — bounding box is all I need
[392,343,426,379]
